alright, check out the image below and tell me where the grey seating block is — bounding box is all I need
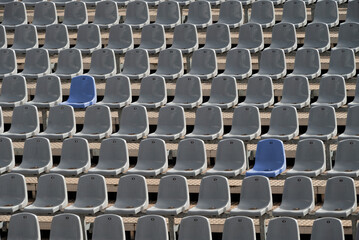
[323,48,356,79]
[7,213,40,240]
[268,23,297,53]
[124,1,150,29]
[178,216,211,240]
[311,217,344,240]
[249,0,275,28]
[27,75,62,108]
[0,75,27,108]
[217,0,243,28]
[236,23,264,53]
[345,0,359,24]
[21,49,51,79]
[138,24,166,54]
[93,0,119,29]
[54,49,83,80]
[281,0,307,28]
[255,48,286,79]
[2,2,27,30]
[312,75,347,108]
[266,217,300,240]
[87,49,117,80]
[49,214,83,240]
[187,48,217,80]
[312,0,339,28]
[222,216,256,240]
[185,1,212,29]
[132,76,167,108]
[73,24,101,54]
[220,48,252,80]
[10,24,38,54]
[0,173,28,213]
[202,23,231,53]
[301,23,330,53]
[334,23,359,52]
[170,23,198,54]
[92,214,125,240]
[239,76,274,109]
[348,76,359,106]
[120,49,150,80]
[339,105,359,140]
[289,48,321,79]
[135,215,168,240]
[153,48,184,80]
[32,2,58,30]
[275,76,310,109]
[63,1,88,30]
[155,1,181,29]
[106,24,134,54]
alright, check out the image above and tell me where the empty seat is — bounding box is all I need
[27,75,62,108]
[49,214,83,240]
[246,139,286,177]
[120,49,150,80]
[167,138,207,176]
[202,76,238,109]
[345,0,359,23]
[281,0,307,28]
[64,174,108,214]
[273,176,315,217]
[311,218,344,240]
[2,2,27,30]
[170,23,198,54]
[93,0,119,29]
[222,217,255,240]
[106,24,134,54]
[312,0,339,28]
[220,48,252,80]
[289,48,321,79]
[249,1,275,28]
[63,1,88,30]
[186,1,212,29]
[106,174,148,214]
[223,106,261,140]
[42,24,69,55]
[87,49,117,79]
[1,105,39,139]
[155,1,181,29]
[135,215,168,240]
[50,137,90,176]
[96,75,132,109]
[266,217,300,240]
[339,105,359,140]
[21,49,51,79]
[124,1,149,29]
[146,175,189,215]
[256,48,286,79]
[148,105,186,140]
[323,48,356,79]
[239,76,274,109]
[167,76,202,109]
[186,106,223,140]
[132,76,167,108]
[154,48,184,80]
[24,173,67,214]
[89,138,129,176]
[262,106,299,140]
[32,2,58,30]
[73,24,102,54]
[37,105,76,140]
[349,76,359,106]
[188,175,230,215]
[203,23,231,53]
[312,76,346,108]
[275,76,310,109]
[187,49,217,80]
[316,176,356,217]
[7,213,40,240]
[61,75,97,108]
[178,216,211,240]
[0,75,27,107]
[0,137,15,174]
[301,23,330,53]
[268,23,297,53]
[92,215,125,240]
[111,105,149,140]
[236,23,264,53]
[0,173,27,213]
[335,23,359,52]
[10,24,38,54]
[231,175,272,216]
[0,49,17,78]
[217,0,243,28]
[54,49,83,80]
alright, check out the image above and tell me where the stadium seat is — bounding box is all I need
[2,2,27,30]
[339,105,359,140]
[311,218,345,240]
[132,76,167,108]
[24,173,67,214]
[92,215,125,240]
[167,76,202,109]
[301,23,330,53]
[148,105,186,140]
[345,0,359,23]
[10,24,38,54]
[202,23,231,53]
[312,76,347,108]
[323,48,356,79]
[223,106,261,140]
[146,175,189,215]
[49,214,83,240]
[42,24,69,55]
[64,174,108,214]
[188,175,230,215]
[239,76,274,109]
[222,217,255,240]
[327,140,359,177]
[155,1,181,29]
[61,75,97,108]
[170,23,198,54]
[32,2,58,30]
[178,216,211,240]
[73,24,101,54]
[37,105,76,140]
[87,49,116,79]
[202,76,238,109]
[273,176,315,217]
[281,0,307,28]
[186,1,212,29]
[268,23,297,53]
[286,139,326,177]
[349,76,359,106]
[167,138,207,176]
[7,213,40,240]
[289,48,321,79]
[220,48,252,80]
[120,49,150,80]
[249,1,275,28]
[255,48,286,79]
[154,49,184,80]
[0,75,27,107]
[236,23,264,53]
[63,1,88,30]
[0,49,17,78]
[93,0,119,29]
[0,25,6,49]
[300,106,337,140]
[124,1,150,29]
[106,174,148,214]
[246,139,286,177]
[217,0,243,28]
[187,49,217,80]
[0,137,14,174]
[52,0,75,7]
[231,175,272,216]
[275,76,310,109]
[54,49,83,80]
[334,23,359,52]
[0,173,27,213]
[138,24,166,54]
[27,75,62,108]
[21,48,51,79]
[266,217,300,240]
[312,0,339,28]
[106,24,134,54]
[135,215,168,240]
[22,0,44,7]
[50,137,90,176]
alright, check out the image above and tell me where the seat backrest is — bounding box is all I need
[258,48,286,72]
[254,139,286,171]
[176,138,206,167]
[90,49,116,73]
[119,105,148,131]
[209,76,238,102]
[92,214,125,240]
[178,216,212,240]
[197,175,230,208]
[33,75,62,103]
[346,0,359,23]
[337,23,359,47]
[267,217,300,240]
[23,48,50,73]
[345,105,359,132]
[46,105,76,133]
[172,23,198,49]
[281,0,307,24]
[222,216,255,240]
[224,48,252,74]
[293,48,321,72]
[0,49,16,74]
[125,1,149,23]
[304,23,330,46]
[311,218,344,240]
[173,76,202,103]
[82,105,112,133]
[8,213,40,240]
[307,106,337,133]
[137,138,167,168]
[102,75,131,103]
[156,48,183,75]
[336,139,359,167]
[36,173,67,206]
[107,24,133,48]
[44,24,69,48]
[313,0,338,22]
[75,174,107,205]
[3,2,27,25]
[63,1,88,25]
[328,48,355,72]
[245,76,273,103]
[156,175,189,207]
[218,0,243,24]
[271,22,296,46]
[194,106,223,130]
[268,106,298,134]
[140,23,165,47]
[50,214,83,240]
[94,0,119,24]
[205,23,231,46]
[323,176,356,209]
[135,215,168,240]
[56,48,83,74]
[13,24,38,48]
[137,76,167,103]
[250,0,274,20]
[68,75,96,103]
[240,175,272,207]
[22,137,52,168]
[99,138,129,168]
[156,1,180,24]
[0,173,27,204]
[190,48,217,73]
[281,176,314,209]
[0,75,27,100]
[317,76,346,103]
[231,106,261,134]
[281,76,310,103]
[156,105,186,133]
[60,137,90,168]
[33,1,57,24]
[116,174,148,204]
[76,24,101,47]
[294,139,325,170]
[0,137,14,170]
[122,49,149,73]
[216,139,246,168]
[10,105,39,132]
[187,1,212,23]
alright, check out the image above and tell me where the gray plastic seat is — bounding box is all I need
[312,76,346,108]
[266,217,300,240]
[155,1,181,29]
[154,49,184,80]
[38,105,76,140]
[0,173,27,213]
[106,174,148,214]
[89,138,129,176]
[167,76,202,109]
[300,106,337,140]
[275,76,310,109]
[312,0,339,28]
[10,24,38,54]
[54,49,83,80]
[268,23,297,53]
[249,1,275,28]
[167,138,207,176]
[93,0,119,29]
[220,48,252,80]
[106,24,134,54]
[217,0,243,28]
[148,105,186,140]
[339,105,359,140]
[120,49,150,80]
[202,76,238,109]
[146,175,189,215]
[349,76,359,106]
[0,49,17,79]
[7,213,40,240]
[27,75,62,108]
[2,2,27,30]
[222,216,256,240]
[92,215,125,240]
[63,1,88,30]
[49,214,83,240]
[223,106,261,140]
[32,2,58,30]
[239,76,274,109]
[335,23,359,52]
[74,105,112,140]
[186,1,212,29]
[111,105,149,140]
[281,0,307,28]
[12,137,52,175]
[178,216,211,240]
[0,25,6,49]
[186,106,223,140]
[170,23,198,54]
[0,75,27,107]
[50,137,90,176]
[135,215,168,240]
[273,176,314,217]
[202,23,231,53]
[345,0,359,23]
[88,49,117,79]
[138,24,166,54]
[1,105,39,139]
[289,48,321,79]
[21,48,51,79]
[316,176,356,217]
[311,218,344,240]
[262,106,299,141]
[301,23,330,53]
[132,76,166,108]
[73,24,101,54]
[64,174,108,214]
[187,49,217,80]
[236,23,264,53]
[96,75,131,109]
[323,48,356,79]
[0,137,15,174]
[255,48,286,79]
[42,24,69,55]
[231,175,272,216]
[24,173,67,214]
[124,1,149,29]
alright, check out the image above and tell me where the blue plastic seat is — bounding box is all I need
[61,75,96,108]
[246,139,286,177]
